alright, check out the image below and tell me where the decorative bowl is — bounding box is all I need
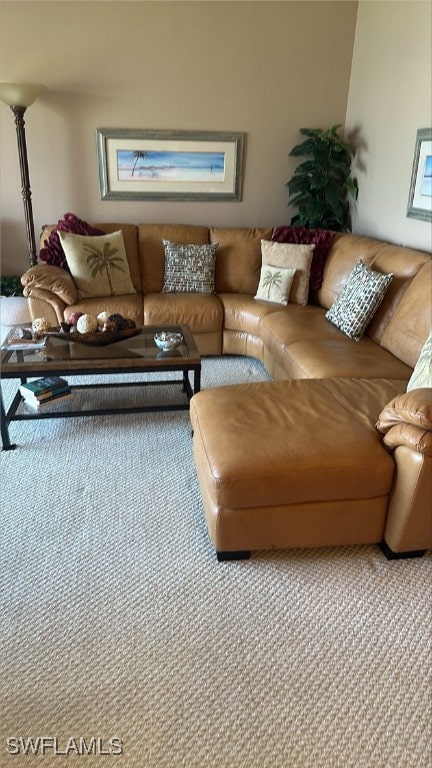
[46,327,141,346]
[154,331,183,352]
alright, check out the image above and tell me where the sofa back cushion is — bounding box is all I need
[210,227,272,294]
[317,233,386,310]
[380,259,432,368]
[366,243,431,344]
[139,224,210,294]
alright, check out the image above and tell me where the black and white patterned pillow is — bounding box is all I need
[326,260,393,341]
[162,240,218,293]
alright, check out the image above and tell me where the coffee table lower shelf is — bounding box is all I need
[1,374,197,451]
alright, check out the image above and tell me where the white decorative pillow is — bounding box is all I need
[59,230,135,299]
[326,260,393,341]
[254,264,296,305]
[407,332,432,391]
[260,240,314,305]
[162,240,218,293]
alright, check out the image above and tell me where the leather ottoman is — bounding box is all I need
[190,377,406,559]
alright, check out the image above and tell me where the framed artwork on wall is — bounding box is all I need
[406,127,432,222]
[96,129,244,201]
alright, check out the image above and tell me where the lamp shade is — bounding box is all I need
[0,82,46,108]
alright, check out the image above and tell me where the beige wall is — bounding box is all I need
[0,1,358,275]
[346,0,432,251]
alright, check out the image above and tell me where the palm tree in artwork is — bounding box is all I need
[262,268,283,298]
[83,242,127,294]
[130,150,150,176]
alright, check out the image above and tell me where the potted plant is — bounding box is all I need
[286,125,358,231]
[0,275,24,297]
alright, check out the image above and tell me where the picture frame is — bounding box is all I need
[406,127,432,222]
[96,128,244,201]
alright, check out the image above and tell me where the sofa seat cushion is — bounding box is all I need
[260,306,412,379]
[269,337,413,380]
[64,293,144,327]
[219,293,285,336]
[260,304,344,348]
[143,292,223,334]
[190,377,402,512]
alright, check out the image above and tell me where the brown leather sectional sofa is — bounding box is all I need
[22,224,432,560]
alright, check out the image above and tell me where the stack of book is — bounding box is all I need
[19,376,72,409]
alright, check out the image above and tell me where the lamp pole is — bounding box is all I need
[0,82,47,268]
[11,105,38,267]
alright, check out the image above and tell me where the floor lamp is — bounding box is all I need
[0,81,46,268]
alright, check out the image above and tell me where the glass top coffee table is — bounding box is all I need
[1,325,201,450]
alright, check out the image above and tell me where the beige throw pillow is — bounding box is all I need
[260,240,315,305]
[59,230,136,299]
[254,264,296,305]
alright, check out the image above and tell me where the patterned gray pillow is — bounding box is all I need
[162,240,218,293]
[326,260,393,341]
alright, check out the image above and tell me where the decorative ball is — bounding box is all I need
[97,311,111,328]
[31,317,50,336]
[102,321,117,333]
[107,313,136,331]
[68,311,84,326]
[76,313,98,334]
[108,313,126,330]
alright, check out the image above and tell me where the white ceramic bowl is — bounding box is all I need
[154,331,183,352]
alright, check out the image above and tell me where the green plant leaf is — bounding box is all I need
[289,138,319,157]
[345,177,359,200]
[286,125,358,230]
[288,175,310,192]
[293,159,315,174]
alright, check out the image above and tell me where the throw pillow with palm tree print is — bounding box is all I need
[255,264,296,305]
[59,230,136,299]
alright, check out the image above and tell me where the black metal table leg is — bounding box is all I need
[194,366,201,394]
[1,384,17,451]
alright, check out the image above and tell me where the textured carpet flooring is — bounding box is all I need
[1,356,431,767]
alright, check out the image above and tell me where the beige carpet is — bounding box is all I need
[1,357,431,768]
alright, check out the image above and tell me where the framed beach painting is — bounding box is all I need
[97,129,244,201]
[407,128,432,222]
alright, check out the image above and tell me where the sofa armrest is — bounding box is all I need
[376,388,432,456]
[382,423,432,456]
[376,388,432,431]
[21,264,77,305]
[22,286,68,326]
[378,389,432,552]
